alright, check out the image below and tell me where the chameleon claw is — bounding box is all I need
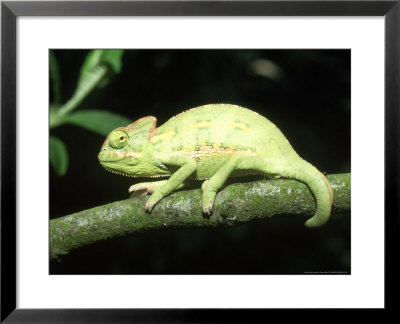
[145,191,164,213]
[202,203,213,215]
[145,202,155,213]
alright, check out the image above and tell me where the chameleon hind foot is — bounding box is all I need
[201,180,217,215]
[202,203,213,215]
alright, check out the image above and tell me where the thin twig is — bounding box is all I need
[50,173,350,261]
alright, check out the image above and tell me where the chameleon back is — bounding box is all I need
[152,103,297,159]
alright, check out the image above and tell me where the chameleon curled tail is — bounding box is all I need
[283,158,333,227]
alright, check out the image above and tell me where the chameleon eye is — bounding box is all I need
[109,130,128,149]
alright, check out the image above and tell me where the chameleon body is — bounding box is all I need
[98,104,333,227]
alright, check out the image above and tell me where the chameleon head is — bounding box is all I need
[98,116,159,177]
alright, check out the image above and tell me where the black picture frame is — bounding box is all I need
[1,0,398,321]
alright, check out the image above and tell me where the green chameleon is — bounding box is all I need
[98,104,333,227]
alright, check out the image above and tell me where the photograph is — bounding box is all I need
[49,49,351,275]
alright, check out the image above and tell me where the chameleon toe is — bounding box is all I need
[129,184,143,194]
[145,202,155,213]
[202,204,213,215]
[129,184,149,197]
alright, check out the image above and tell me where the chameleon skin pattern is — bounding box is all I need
[98,104,333,227]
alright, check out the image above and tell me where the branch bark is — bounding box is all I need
[50,173,351,261]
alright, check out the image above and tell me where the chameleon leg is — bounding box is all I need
[200,155,283,214]
[201,155,332,228]
[201,156,241,214]
[145,156,197,212]
[129,180,187,197]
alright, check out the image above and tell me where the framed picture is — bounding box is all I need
[1,0,397,321]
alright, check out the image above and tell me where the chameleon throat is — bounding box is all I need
[102,166,169,178]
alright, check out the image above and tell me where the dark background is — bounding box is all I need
[50,49,350,274]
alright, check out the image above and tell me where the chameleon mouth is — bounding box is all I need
[98,152,125,163]
[98,151,142,164]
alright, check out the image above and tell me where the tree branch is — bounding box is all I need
[50,173,351,261]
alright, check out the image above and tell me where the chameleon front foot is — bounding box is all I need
[145,191,164,213]
[129,184,152,197]
[129,180,168,197]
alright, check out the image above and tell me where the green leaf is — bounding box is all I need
[99,49,124,74]
[76,64,108,98]
[79,50,103,80]
[49,50,61,104]
[75,50,124,92]
[79,49,124,83]
[64,109,131,136]
[49,135,69,176]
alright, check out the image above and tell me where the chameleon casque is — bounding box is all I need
[98,104,333,227]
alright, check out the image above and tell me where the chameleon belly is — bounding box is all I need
[98,104,333,227]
